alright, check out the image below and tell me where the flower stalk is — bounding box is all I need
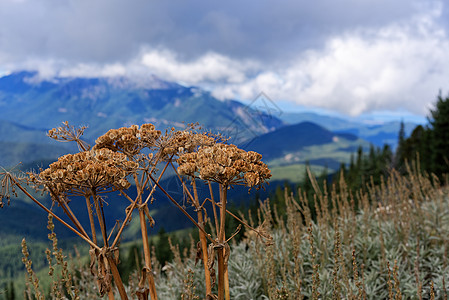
[1,122,271,300]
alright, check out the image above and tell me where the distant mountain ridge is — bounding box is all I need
[245,121,357,160]
[0,71,413,170]
[0,71,396,247]
[0,71,286,166]
[0,71,283,140]
[244,121,369,173]
[281,111,417,149]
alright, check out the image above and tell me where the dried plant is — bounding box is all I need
[7,120,448,300]
[176,142,271,300]
[122,162,448,299]
[1,121,271,300]
[48,121,90,151]
[22,238,44,300]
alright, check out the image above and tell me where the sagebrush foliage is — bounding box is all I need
[3,121,449,299]
[125,166,449,299]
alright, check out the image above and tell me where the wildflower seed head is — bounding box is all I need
[156,124,217,161]
[48,121,90,151]
[0,168,21,207]
[177,143,271,188]
[94,123,161,156]
[30,148,136,196]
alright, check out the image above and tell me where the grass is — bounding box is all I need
[4,166,448,299]
[110,164,448,299]
[269,163,329,182]
[13,163,448,299]
[2,121,448,299]
[268,138,369,167]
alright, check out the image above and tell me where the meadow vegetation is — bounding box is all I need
[5,156,449,299]
[0,93,448,299]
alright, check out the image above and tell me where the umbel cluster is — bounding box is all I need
[0,121,271,300]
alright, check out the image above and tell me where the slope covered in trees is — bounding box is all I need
[396,93,449,181]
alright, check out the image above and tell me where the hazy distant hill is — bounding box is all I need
[245,121,356,159]
[0,120,72,167]
[0,71,288,167]
[281,112,417,149]
[0,71,283,142]
[244,121,369,176]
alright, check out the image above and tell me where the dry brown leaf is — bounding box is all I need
[195,241,202,266]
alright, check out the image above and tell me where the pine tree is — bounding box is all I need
[429,93,449,179]
[401,125,432,172]
[300,161,313,195]
[319,164,328,183]
[395,120,406,170]
[381,144,393,175]
[421,126,432,172]
[8,281,14,300]
[155,227,172,267]
[119,243,142,283]
[356,145,363,169]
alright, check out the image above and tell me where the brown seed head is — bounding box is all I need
[156,124,217,161]
[177,143,271,188]
[30,148,136,196]
[94,123,161,156]
[48,121,90,151]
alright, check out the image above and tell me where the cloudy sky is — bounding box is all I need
[0,0,448,119]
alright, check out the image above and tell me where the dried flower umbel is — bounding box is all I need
[1,121,272,300]
[48,121,90,151]
[154,124,219,162]
[0,168,18,208]
[177,143,271,188]
[94,123,161,157]
[177,143,271,300]
[29,149,136,197]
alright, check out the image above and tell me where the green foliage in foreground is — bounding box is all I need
[14,166,446,299]
[149,169,448,299]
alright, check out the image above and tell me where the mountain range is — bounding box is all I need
[0,70,419,241]
[0,71,282,143]
[280,112,417,148]
[0,71,415,166]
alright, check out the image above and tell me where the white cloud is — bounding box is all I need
[212,7,449,116]
[140,49,257,84]
[1,1,448,117]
